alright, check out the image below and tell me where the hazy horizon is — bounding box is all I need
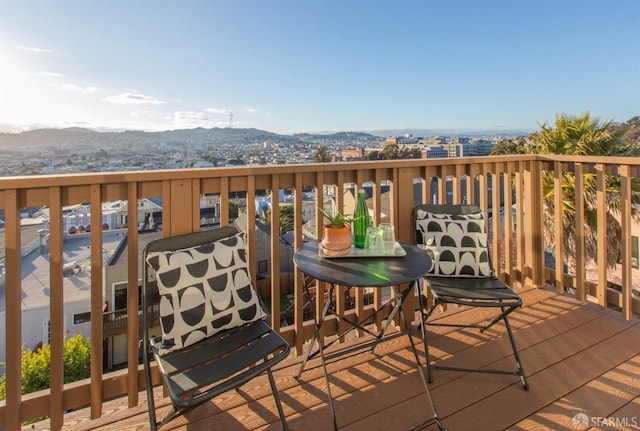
[0,123,537,138]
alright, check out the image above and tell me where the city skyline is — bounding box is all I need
[1,0,639,135]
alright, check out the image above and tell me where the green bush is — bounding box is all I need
[0,334,91,400]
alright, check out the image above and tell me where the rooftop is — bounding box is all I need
[0,228,125,312]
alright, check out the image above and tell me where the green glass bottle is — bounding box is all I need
[353,188,370,248]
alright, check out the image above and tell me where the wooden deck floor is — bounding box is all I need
[26,286,640,431]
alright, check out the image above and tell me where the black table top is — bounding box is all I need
[293,240,431,287]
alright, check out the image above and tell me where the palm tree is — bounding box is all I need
[261,206,295,235]
[528,112,640,269]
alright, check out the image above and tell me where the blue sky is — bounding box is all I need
[1,0,638,134]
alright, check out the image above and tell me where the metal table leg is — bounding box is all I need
[405,281,447,431]
[294,284,338,431]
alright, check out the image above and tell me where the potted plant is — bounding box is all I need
[318,206,353,256]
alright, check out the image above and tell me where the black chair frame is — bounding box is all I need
[414,204,529,390]
[142,226,290,430]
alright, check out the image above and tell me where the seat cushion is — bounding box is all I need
[427,276,521,304]
[146,231,266,355]
[416,209,492,277]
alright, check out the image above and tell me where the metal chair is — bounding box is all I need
[142,226,290,430]
[413,204,529,389]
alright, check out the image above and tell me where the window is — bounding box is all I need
[113,282,143,311]
[632,236,639,269]
[74,311,91,325]
[114,282,128,310]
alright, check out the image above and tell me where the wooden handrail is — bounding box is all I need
[102,305,160,336]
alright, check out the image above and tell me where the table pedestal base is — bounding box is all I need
[294,280,446,431]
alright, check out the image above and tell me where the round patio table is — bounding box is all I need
[292,240,445,431]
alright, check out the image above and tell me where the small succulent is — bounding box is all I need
[318,206,353,229]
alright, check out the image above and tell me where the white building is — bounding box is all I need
[39,198,162,234]
[0,228,125,374]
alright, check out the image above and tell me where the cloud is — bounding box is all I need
[53,83,100,94]
[17,46,54,54]
[130,110,155,118]
[174,111,210,122]
[204,107,230,115]
[104,92,165,105]
[38,71,66,78]
[171,111,228,128]
[243,106,257,114]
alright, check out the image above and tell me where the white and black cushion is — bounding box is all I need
[416,209,492,277]
[146,232,266,355]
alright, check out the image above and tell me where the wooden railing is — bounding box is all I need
[102,305,160,337]
[536,156,640,319]
[0,155,638,430]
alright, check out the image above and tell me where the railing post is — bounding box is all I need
[553,161,564,293]
[596,164,608,308]
[165,178,198,236]
[491,166,501,278]
[574,163,586,301]
[620,164,632,320]
[90,184,104,419]
[503,164,514,284]
[514,166,525,280]
[270,174,282,332]
[524,159,544,288]
[397,167,415,243]
[126,182,139,407]
[4,189,22,431]
[246,176,257,288]
[292,172,306,352]
[48,186,64,430]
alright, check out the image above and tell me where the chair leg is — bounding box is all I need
[146,387,158,431]
[422,301,528,389]
[267,369,289,431]
[502,312,529,390]
[419,294,438,383]
[143,352,158,431]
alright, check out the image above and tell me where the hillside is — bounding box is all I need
[0,127,381,151]
[618,116,640,145]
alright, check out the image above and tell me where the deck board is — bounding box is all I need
[24,288,640,431]
[440,313,640,431]
[512,356,640,430]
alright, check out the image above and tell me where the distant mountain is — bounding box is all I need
[0,127,277,146]
[0,128,98,150]
[2,123,568,152]
[153,127,281,141]
[0,127,383,151]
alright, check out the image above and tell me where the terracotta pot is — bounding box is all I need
[321,225,352,256]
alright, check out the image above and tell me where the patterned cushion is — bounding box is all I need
[146,232,266,355]
[416,209,492,277]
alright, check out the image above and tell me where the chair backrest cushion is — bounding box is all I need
[416,209,492,277]
[146,231,266,354]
